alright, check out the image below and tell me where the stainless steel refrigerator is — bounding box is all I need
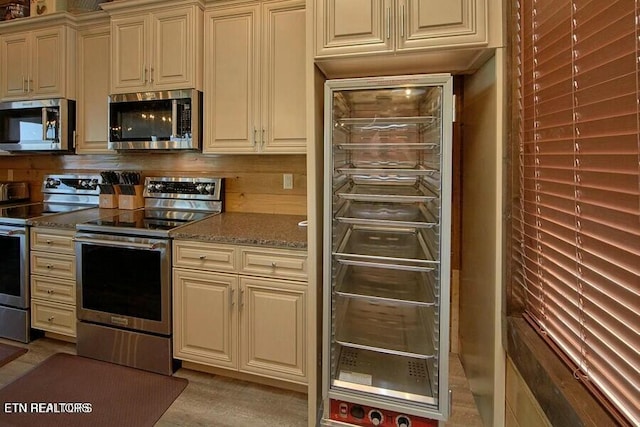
[322,74,453,427]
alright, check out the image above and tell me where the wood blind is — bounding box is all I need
[512,0,640,425]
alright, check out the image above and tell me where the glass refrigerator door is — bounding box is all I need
[324,74,453,421]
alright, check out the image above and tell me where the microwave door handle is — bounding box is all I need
[171,100,178,138]
[42,107,48,140]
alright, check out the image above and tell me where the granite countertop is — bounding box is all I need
[26,207,105,229]
[170,212,308,250]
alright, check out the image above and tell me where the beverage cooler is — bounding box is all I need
[322,74,453,427]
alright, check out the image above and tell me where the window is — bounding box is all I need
[512,1,640,425]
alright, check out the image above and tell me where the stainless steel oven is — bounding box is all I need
[0,222,29,342]
[75,176,223,375]
[75,233,171,336]
[0,174,101,343]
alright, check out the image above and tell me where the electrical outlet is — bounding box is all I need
[283,173,293,190]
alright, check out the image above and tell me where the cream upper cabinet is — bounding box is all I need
[315,0,488,57]
[203,0,306,154]
[76,14,111,154]
[106,0,203,94]
[0,24,75,101]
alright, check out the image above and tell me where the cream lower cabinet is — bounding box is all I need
[173,240,307,385]
[203,0,306,154]
[315,0,488,57]
[30,228,77,338]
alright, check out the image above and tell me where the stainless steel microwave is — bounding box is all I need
[0,98,75,152]
[108,89,202,151]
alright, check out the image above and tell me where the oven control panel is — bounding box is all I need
[42,174,102,193]
[144,177,223,199]
[330,400,439,427]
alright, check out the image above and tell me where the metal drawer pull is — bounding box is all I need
[46,264,53,269]
[46,239,52,244]
[47,289,54,294]
[47,316,54,322]
[271,262,277,269]
[199,255,206,260]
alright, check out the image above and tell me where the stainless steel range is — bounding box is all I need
[75,176,223,375]
[0,174,101,343]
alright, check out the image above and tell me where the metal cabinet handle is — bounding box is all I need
[150,67,154,84]
[230,288,235,307]
[47,316,54,322]
[47,289,54,294]
[252,127,257,146]
[144,67,148,84]
[46,239,52,244]
[261,128,266,147]
[271,262,277,269]
[46,264,53,269]
[240,287,245,308]
[198,255,206,260]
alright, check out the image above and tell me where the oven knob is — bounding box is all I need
[196,184,205,193]
[369,410,383,426]
[147,184,155,192]
[80,180,89,188]
[154,183,165,191]
[396,415,411,427]
[204,184,214,193]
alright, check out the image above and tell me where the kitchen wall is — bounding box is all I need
[460,51,506,426]
[0,153,307,215]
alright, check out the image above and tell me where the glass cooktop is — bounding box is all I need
[78,208,215,237]
[0,202,99,226]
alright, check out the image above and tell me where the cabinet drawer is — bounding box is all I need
[30,252,76,280]
[239,247,307,281]
[173,241,237,272]
[31,275,75,305]
[30,228,75,254]
[31,299,76,337]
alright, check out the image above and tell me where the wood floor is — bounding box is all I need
[0,337,483,426]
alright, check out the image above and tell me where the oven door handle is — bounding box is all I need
[0,229,25,236]
[74,236,165,250]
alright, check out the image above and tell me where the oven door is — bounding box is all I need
[75,232,171,336]
[0,224,28,309]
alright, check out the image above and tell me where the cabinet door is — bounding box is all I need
[152,7,199,90]
[31,27,65,98]
[239,277,306,383]
[77,26,110,154]
[203,5,260,153]
[261,0,306,153]
[0,32,30,100]
[396,0,487,50]
[111,15,149,93]
[315,0,392,57]
[173,268,238,370]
